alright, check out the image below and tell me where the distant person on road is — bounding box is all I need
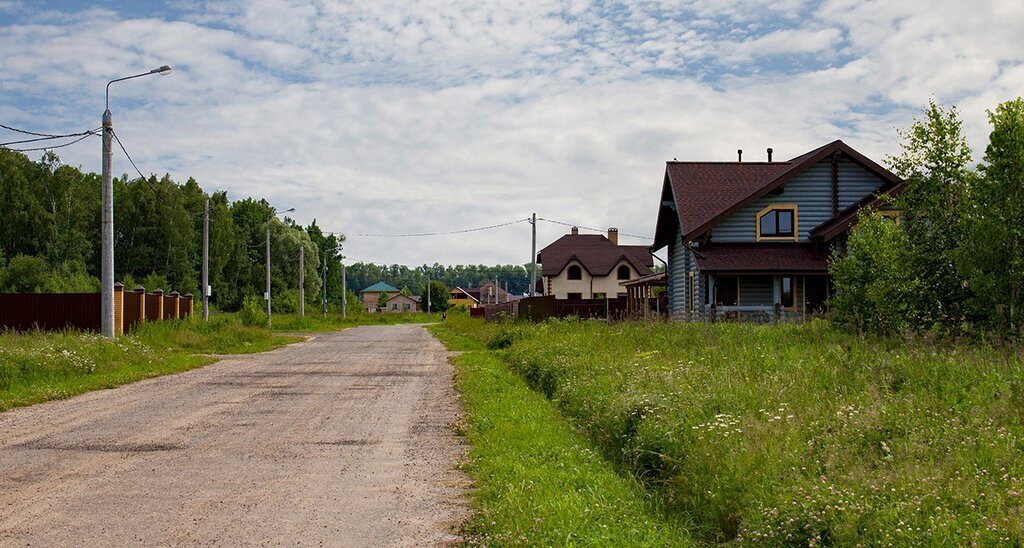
[441,311,447,321]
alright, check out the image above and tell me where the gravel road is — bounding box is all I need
[0,324,468,546]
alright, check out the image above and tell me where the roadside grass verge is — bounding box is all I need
[438,313,1024,545]
[429,317,693,545]
[0,318,298,411]
[212,310,440,332]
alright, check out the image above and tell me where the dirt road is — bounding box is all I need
[0,324,467,546]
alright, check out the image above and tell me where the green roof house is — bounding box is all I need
[361,281,400,312]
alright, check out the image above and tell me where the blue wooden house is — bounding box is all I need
[652,140,904,320]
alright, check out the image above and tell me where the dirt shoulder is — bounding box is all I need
[0,324,468,546]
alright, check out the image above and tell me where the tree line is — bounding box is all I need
[343,262,534,296]
[0,149,341,312]
[831,97,1024,337]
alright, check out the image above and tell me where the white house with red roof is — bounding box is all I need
[536,227,655,300]
[652,141,905,320]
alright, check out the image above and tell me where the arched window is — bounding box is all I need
[567,265,582,280]
[617,265,631,280]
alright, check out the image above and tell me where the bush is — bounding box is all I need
[238,295,268,327]
[272,289,300,314]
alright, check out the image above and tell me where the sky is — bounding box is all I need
[1,0,1022,267]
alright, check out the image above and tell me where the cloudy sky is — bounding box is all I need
[1,1,1021,266]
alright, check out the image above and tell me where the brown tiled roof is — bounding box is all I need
[537,234,654,277]
[659,140,904,244]
[694,244,829,273]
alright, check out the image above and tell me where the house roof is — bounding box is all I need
[449,287,480,302]
[537,233,654,277]
[694,244,829,273]
[655,140,904,247]
[385,293,418,303]
[361,281,399,294]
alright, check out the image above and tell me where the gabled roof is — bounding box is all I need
[654,140,903,247]
[385,293,419,303]
[361,281,399,294]
[537,234,654,277]
[449,287,480,302]
[694,244,828,273]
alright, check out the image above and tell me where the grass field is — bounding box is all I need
[0,318,299,411]
[429,320,693,545]
[437,313,1024,545]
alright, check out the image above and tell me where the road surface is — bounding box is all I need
[0,324,467,546]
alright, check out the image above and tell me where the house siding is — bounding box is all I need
[711,158,885,243]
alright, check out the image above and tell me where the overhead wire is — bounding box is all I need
[0,127,100,147]
[0,123,87,138]
[536,217,653,240]
[0,132,98,152]
[338,217,530,238]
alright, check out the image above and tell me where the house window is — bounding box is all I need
[715,276,738,306]
[757,205,798,240]
[877,210,901,224]
[404,303,411,311]
[567,265,582,280]
[780,276,794,308]
[567,292,583,300]
[391,303,398,310]
[617,265,631,280]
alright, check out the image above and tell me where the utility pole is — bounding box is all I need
[530,212,537,297]
[202,198,209,322]
[341,261,347,319]
[265,222,272,328]
[100,65,172,338]
[101,106,114,337]
[322,254,328,318]
[298,245,305,317]
[427,274,431,313]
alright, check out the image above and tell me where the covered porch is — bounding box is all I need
[622,272,667,320]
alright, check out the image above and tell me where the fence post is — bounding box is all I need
[168,291,181,319]
[774,303,781,324]
[183,293,194,318]
[151,289,165,322]
[134,286,146,326]
[710,304,717,323]
[114,283,125,336]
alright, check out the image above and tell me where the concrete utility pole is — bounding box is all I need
[100,65,171,338]
[322,254,328,318]
[427,275,431,313]
[202,198,209,322]
[530,212,537,297]
[265,223,272,328]
[299,245,305,317]
[341,261,347,319]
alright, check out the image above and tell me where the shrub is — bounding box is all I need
[238,295,268,327]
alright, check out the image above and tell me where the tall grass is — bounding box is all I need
[0,318,298,411]
[442,314,1024,544]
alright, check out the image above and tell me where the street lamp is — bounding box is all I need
[101,65,172,338]
[266,207,295,328]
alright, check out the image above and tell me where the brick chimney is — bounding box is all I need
[571,226,579,235]
[608,228,619,245]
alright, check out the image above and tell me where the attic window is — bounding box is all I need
[617,265,631,280]
[567,265,583,280]
[757,204,798,241]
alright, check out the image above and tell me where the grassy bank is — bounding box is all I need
[439,314,1024,545]
[212,310,440,332]
[430,321,692,545]
[0,318,298,411]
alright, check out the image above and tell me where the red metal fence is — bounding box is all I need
[0,284,193,334]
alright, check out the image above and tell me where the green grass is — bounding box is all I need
[436,314,1024,545]
[430,316,693,546]
[211,310,441,332]
[0,318,299,411]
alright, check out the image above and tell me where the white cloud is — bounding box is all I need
[1,0,1020,266]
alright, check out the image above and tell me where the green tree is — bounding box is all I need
[958,97,1024,331]
[420,280,450,313]
[377,291,389,311]
[887,100,974,329]
[0,255,52,293]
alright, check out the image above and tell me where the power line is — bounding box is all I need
[338,217,530,238]
[0,132,98,153]
[536,217,653,240]
[0,127,99,147]
[0,123,85,138]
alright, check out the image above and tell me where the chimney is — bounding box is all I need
[571,226,579,235]
[737,149,743,162]
[767,147,773,162]
[607,228,619,245]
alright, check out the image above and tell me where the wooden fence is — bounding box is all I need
[480,296,634,322]
[0,283,193,334]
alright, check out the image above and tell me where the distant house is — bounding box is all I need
[384,293,420,313]
[360,281,400,312]
[536,227,655,299]
[652,141,904,320]
[466,281,514,305]
[448,287,480,309]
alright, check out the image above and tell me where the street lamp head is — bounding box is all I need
[154,65,173,76]
[283,208,296,213]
